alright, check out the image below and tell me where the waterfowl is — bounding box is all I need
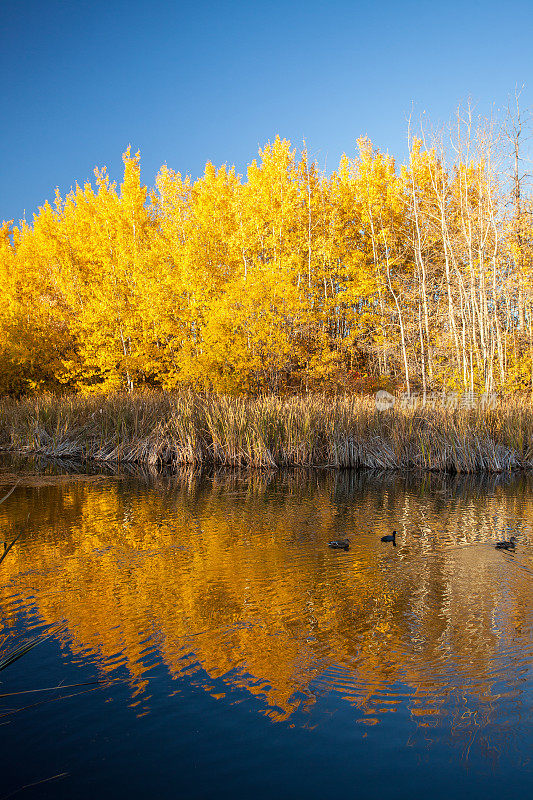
[495,536,516,550]
[381,531,397,545]
[328,538,350,550]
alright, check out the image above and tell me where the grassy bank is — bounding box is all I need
[1,392,533,473]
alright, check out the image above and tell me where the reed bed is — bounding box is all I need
[1,392,533,473]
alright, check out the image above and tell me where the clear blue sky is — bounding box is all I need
[1,0,532,224]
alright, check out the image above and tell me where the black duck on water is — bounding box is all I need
[328,538,350,550]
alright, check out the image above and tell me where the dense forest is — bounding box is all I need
[1,106,532,396]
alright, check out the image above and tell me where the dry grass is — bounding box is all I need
[1,391,533,473]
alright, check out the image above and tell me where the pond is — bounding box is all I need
[1,459,533,799]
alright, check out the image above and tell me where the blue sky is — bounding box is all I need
[1,0,532,223]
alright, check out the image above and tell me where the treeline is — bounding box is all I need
[1,106,532,396]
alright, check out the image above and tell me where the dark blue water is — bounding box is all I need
[1,463,533,798]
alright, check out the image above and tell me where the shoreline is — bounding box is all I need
[0,446,531,474]
[1,392,533,473]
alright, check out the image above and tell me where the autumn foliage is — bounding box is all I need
[1,112,532,396]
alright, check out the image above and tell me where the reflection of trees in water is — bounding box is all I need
[1,465,533,759]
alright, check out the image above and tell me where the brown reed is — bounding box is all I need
[0,391,532,473]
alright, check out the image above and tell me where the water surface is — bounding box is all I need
[1,462,533,798]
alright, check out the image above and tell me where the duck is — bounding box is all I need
[328,538,350,550]
[381,531,397,545]
[495,536,516,550]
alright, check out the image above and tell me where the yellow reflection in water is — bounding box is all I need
[1,469,533,749]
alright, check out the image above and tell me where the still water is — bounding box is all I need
[1,460,533,799]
